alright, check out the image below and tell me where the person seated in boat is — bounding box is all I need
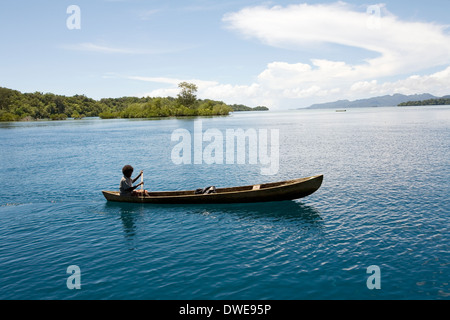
[120,165,149,197]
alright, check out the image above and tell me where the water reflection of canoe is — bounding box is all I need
[102,175,323,204]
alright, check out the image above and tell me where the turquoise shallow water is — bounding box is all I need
[0,106,449,300]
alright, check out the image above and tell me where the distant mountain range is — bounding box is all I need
[306,93,438,109]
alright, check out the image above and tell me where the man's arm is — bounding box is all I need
[132,171,143,183]
[125,181,143,192]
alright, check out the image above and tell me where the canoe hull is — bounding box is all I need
[102,175,323,204]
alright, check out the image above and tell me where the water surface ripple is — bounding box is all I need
[0,107,449,299]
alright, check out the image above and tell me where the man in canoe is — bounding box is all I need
[120,165,149,197]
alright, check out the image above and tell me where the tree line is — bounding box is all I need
[398,97,450,106]
[228,104,269,111]
[0,82,268,121]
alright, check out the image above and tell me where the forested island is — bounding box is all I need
[0,82,268,121]
[228,104,269,111]
[398,96,450,106]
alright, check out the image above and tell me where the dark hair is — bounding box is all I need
[122,165,134,177]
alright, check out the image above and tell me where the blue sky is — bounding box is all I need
[1,0,450,109]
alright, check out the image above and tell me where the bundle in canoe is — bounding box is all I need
[102,175,323,204]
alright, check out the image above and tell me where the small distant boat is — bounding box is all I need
[102,175,323,204]
[336,109,347,112]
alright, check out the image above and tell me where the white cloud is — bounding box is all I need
[62,42,192,55]
[135,76,270,106]
[127,2,450,109]
[130,64,450,109]
[219,2,450,107]
[128,76,220,92]
[62,42,141,54]
[223,2,450,79]
[348,66,450,98]
[138,9,161,21]
[127,76,182,85]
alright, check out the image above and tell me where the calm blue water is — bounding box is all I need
[0,106,449,300]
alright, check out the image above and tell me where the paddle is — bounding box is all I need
[140,170,144,196]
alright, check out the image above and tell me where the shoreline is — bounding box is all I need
[0,110,272,123]
[0,85,268,122]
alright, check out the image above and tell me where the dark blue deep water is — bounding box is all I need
[0,106,449,300]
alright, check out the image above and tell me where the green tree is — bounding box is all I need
[0,85,236,121]
[177,82,198,108]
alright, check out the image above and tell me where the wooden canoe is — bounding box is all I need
[102,175,323,204]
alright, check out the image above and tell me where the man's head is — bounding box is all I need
[122,165,134,178]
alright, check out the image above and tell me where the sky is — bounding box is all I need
[1,0,450,109]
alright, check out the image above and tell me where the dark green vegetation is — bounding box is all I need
[0,83,268,121]
[228,104,269,111]
[398,96,450,106]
